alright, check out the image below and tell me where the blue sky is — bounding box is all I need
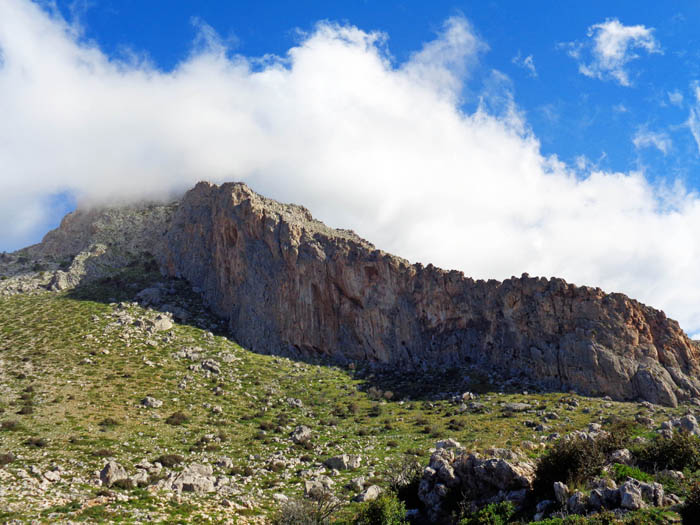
[1,0,700,335]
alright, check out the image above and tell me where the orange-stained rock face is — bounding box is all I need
[158,182,700,406]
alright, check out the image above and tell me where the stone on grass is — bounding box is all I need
[141,396,163,408]
[100,461,129,487]
[290,425,312,444]
[324,454,361,471]
[356,485,382,502]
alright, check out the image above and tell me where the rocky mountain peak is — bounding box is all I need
[4,180,700,407]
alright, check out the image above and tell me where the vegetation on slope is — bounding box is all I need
[0,271,698,523]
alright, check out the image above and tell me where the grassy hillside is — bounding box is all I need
[0,273,693,523]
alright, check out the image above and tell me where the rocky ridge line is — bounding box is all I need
[4,181,700,407]
[157,181,700,407]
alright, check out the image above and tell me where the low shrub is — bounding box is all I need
[637,431,700,472]
[271,492,341,525]
[24,437,47,448]
[165,412,189,426]
[596,418,640,454]
[92,449,115,458]
[611,463,653,483]
[680,483,700,524]
[98,418,119,429]
[17,404,33,415]
[532,437,606,499]
[0,420,20,431]
[354,492,407,525]
[459,501,515,525]
[259,421,275,431]
[155,454,184,468]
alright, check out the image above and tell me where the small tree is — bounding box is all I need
[354,492,407,525]
[272,491,341,525]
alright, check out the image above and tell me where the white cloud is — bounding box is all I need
[668,90,684,106]
[689,82,700,154]
[2,1,700,335]
[512,51,537,77]
[632,128,672,154]
[566,18,661,86]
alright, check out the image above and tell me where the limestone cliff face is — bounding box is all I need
[159,181,700,406]
[28,203,176,259]
[0,203,176,296]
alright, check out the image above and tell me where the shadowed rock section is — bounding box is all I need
[159,181,700,407]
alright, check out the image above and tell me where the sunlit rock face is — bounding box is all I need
[159,181,700,407]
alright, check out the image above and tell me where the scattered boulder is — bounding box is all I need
[201,359,221,374]
[610,448,632,465]
[553,481,569,506]
[166,464,216,493]
[130,470,149,487]
[304,479,330,499]
[152,314,173,332]
[679,414,700,436]
[356,485,382,502]
[324,454,361,471]
[100,461,129,487]
[435,438,461,450]
[141,396,163,408]
[503,402,532,413]
[43,470,60,482]
[567,491,588,514]
[290,425,312,444]
[619,480,645,510]
[272,493,288,503]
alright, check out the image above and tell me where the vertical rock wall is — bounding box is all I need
[159,182,700,406]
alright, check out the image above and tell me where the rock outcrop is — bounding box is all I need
[158,181,700,407]
[418,447,535,522]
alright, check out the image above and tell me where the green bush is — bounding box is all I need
[24,437,47,448]
[353,492,407,525]
[459,502,515,525]
[611,463,653,483]
[528,509,670,525]
[637,431,700,472]
[532,437,606,499]
[98,417,119,429]
[165,411,189,426]
[527,511,620,524]
[680,483,700,524]
[154,454,184,468]
[0,420,20,431]
[597,418,636,453]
